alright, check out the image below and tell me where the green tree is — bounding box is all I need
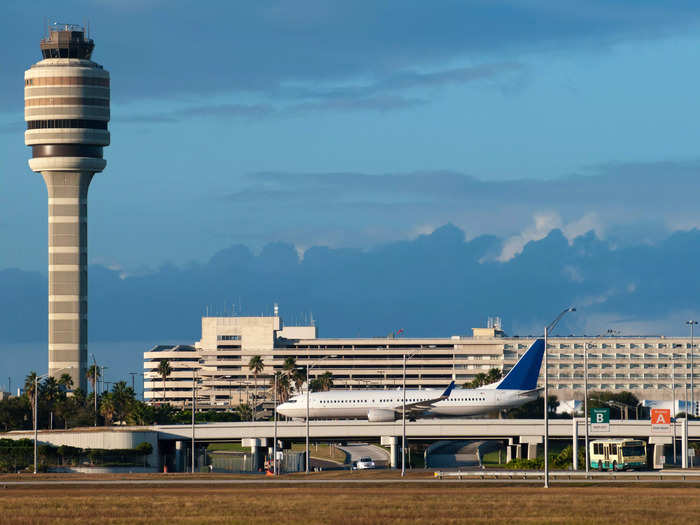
[58,373,74,392]
[235,403,253,421]
[111,381,136,423]
[272,372,291,403]
[316,371,334,392]
[282,357,297,376]
[506,395,561,419]
[86,365,101,396]
[291,368,306,393]
[24,372,39,425]
[100,393,116,425]
[248,355,264,420]
[486,368,503,385]
[126,401,155,426]
[156,360,172,403]
[464,368,502,389]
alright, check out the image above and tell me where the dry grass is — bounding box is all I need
[1,483,699,524]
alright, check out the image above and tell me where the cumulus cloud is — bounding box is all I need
[497,212,563,261]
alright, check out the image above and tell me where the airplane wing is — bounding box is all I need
[393,381,455,416]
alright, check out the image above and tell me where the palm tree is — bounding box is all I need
[86,365,101,395]
[317,371,333,392]
[58,373,74,392]
[248,355,264,420]
[100,393,116,425]
[235,403,253,421]
[272,372,291,403]
[111,381,135,423]
[465,372,488,389]
[282,357,297,376]
[24,372,39,424]
[291,367,306,394]
[156,360,172,403]
[486,368,503,385]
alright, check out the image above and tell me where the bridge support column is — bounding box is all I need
[506,438,521,462]
[519,436,542,460]
[681,418,688,469]
[174,440,184,472]
[243,438,269,472]
[648,436,672,469]
[381,436,399,468]
[572,419,579,471]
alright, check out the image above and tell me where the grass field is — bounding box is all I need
[1,481,699,524]
[291,443,347,464]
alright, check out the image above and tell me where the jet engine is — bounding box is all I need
[367,409,395,422]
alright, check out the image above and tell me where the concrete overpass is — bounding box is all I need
[5,419,699,471]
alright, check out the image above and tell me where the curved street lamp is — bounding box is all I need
[305,355,337,473]
[544,306,576,488]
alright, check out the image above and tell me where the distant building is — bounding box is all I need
[143,309,700,415]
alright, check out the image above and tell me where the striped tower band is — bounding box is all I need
[25,26,109,391]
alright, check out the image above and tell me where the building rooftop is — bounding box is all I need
[40,23,94,60]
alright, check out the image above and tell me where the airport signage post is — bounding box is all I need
[651,408,671,434]
[590,408,610,432]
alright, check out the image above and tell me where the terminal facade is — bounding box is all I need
[143,310,700,415]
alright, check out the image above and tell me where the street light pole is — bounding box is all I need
[544,326,549,487]
[33,374,38,474]
[191,368,196,473]
[544,306,576,489]
[304,355,336,474]
[687,320,697,415]
[273,372,278,475]
[402,353,407,477]
[306,360,310,474]
[672,353,677,464]
[584,342,590,475]
[91,354,98,426]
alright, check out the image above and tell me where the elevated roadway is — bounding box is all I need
[152,419,700,441]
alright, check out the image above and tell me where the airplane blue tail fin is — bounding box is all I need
[496,338,545,390]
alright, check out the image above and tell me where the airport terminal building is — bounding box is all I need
[143,310,700,415]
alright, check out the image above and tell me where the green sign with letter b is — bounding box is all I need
[591,407,610,424]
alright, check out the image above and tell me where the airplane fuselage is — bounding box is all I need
[276,387,539,421]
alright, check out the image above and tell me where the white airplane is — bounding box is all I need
[276,338,545,421]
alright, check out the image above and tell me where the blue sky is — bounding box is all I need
[4,1,700,389]
[3,1,700,272]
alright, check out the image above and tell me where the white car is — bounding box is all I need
[354,457,376,469]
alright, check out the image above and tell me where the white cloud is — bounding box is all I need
[497,212,562,262]
[563,212,604,243]
[496,211,607,262]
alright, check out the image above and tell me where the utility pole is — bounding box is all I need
[402,353,407,477]
[584,342,590,474]
[687,320,697,414]
[192,368,196,473]
[273,372,278,475]
[544,307,576,489]
[672,353,677,464]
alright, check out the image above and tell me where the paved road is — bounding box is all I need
[2,478,700,486]
[338,443,390,465]
[426,440,485,468]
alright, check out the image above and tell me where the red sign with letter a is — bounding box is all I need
[651,408,671,433]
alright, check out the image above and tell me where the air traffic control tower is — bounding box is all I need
[24,24,110,390]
